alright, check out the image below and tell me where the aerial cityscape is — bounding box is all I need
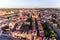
[0,8,60,40]
[0,0,60,40]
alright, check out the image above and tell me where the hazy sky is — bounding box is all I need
[0,0,60,8]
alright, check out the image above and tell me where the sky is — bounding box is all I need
[0,0,60,8]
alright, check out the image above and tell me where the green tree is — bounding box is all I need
[52,14,57,19]
[26,17,32,22]
[49,34,55,38]
[57,23,60,29]
[45,32,49,37]
[50,19,58,24]
[2,25,9,31]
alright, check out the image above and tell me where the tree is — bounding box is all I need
[2,25,9,31]
[24,23,30,27]
[45,32,49,37]
[52,14,57,19]
[54,33,57,38]
[42,22,57,38]
[57,23,60,29]
[26,17,32,22]
[50,19,58,24]
[49,34,55,38]
[49,30,54,34]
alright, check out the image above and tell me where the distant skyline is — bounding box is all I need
[0,0,60,8]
